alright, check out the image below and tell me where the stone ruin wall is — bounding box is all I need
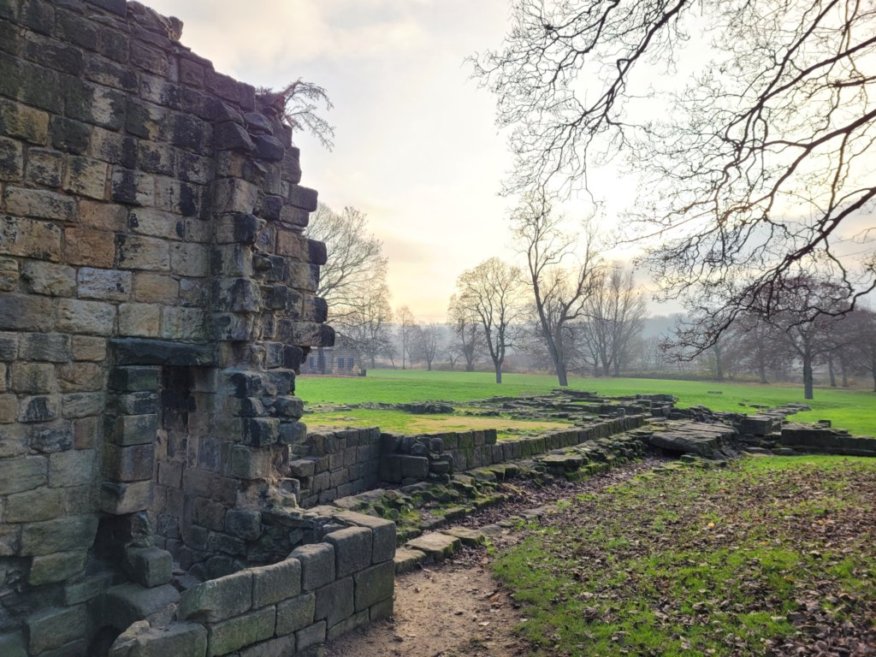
[0,1,403,655]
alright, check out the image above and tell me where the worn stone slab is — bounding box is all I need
[333,510,396,564]
[314,576,354,628]
[443,526,487,546]
[108,621,207,657]
[208,606,276,657]
[100,583,180,633]
[405,532,460,561]
[325,526,371,578]
[354,561,394,612]
[290,542,335,591]
[178,570,252,622]
[276,592,315,636]
[393,547,426,574]
[252,557,301,608]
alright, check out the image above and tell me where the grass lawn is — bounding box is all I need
[493,456,876,656]
[305,408,569,439]
[298,369,876,436]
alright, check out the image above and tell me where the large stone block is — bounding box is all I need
[314,576,354,628]
[0,454,46,494]
[207,606,275,657]
[325,526,372,578]
[252,557,301,608]
[20,260,76,296]
[0,293,54,330]
[0,632,27,657]
[108,621,207,657]
[20,514,98,556]
[295,621,326,652]
[124,546,173,588]
[27,605,87,655]
[57,298,116,335]
[29,550,87,585]
[100,479,153,515]
[100,583,181,633]
[4,487,64,522]
[105,413,158,446]
[0,215,62,260]
[275,591,315,636]
[329,511,396,564]
[178,569,253,622]
[353,561,395,611]
[290,542,335,591]
[237,634,296,657]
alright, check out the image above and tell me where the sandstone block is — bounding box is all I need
[27,604,87,654]
[77,267,132,301]
[72,335,107,361]
[18,395,59,422]
[25,148,63,187]
[20,514,97,556]
[207,606,275,657]
[124,546,173,588]
[105,413,158,446]
[405,532,460,561]
[64,155,108,199]
[326,609,369,642]
[290,542,335,591]
[170,241,209,276]
[0,98,49,144]
[178,569,253,622]
[0,631,26,657]
[11,362,56,393]
[354,561,394,612]
[252,557,301,608]
[334,511,397,564]
[0,136,23,181]
[58,298,116,335]
[119,302,161,337]
[314,576,354,628]
[20,260,75,296]
[133,272,179,302]
[295,620,326,652]
[275,591,315,636]
[108,621,207,657]
[161,306,207,340]
[5,486,64,521]
[19,332,71,362]
[100,583,181,633]
[100,479,153,515]
[0,257,17,291]
[29,549,87,585]
[104,442,154,482]
[326,527,372,578]
[117,234,170,271]
[49,448,95,487]
[0,215,62,261]
[224,508,261,541]
[4,186,74,221]
[0,393,16,422]
[238,634,296,657]
[58,361,104,391]
[108,366,161,392]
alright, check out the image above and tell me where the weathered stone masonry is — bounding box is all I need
[0,1,404,656]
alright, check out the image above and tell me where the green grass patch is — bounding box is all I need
[298,369,876,436]
[304,407,569,438]
[492,456,876,656]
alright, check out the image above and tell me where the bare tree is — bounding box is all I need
[580,266,647,376]
[475,0,876,347]
[396,306,417,370]
[447,294,482,372]
[308,203,386,321]
[412,324,442,372]
[514,194,600,386]
[258,78,335,149]
[763,277,851,399]
[455,258,524,383]
[340,278,393,369]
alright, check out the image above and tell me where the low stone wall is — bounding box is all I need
[289,428,382,507]
[107,510,395,657]
[779,425,876,456]
[379,415,648,484]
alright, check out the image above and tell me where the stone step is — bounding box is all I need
[404,532,460,562]
[394,547,427,574]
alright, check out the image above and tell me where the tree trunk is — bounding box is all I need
[495,364,503,384]
[803,353,814,400]
[757,358,768,384]
[839,358,848,387]
[713,344,724,381]
[827,356,836,387]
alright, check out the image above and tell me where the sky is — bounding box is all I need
[146,0,541,322]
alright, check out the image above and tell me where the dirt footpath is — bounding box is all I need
[324,548,529,657]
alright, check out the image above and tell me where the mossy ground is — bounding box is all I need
[491,455,876,656]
